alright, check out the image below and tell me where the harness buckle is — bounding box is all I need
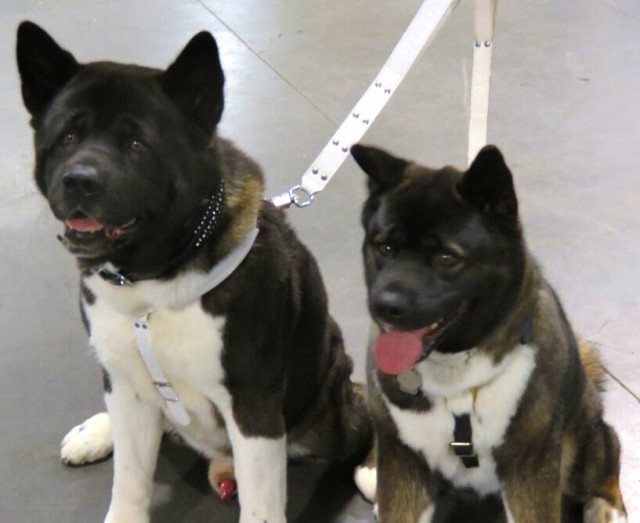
[450,441,477,458]
[97,267,132,287]
[451,413,480,468]
[152,380,180,402]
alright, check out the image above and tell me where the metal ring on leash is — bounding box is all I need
[268,0,461,210]
[289,186,315,208]
[268,0,496,207]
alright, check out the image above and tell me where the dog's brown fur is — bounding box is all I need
[352,143,627,522]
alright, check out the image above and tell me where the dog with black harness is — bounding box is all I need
[351,143,627,523]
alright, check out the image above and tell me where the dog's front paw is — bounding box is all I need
[354,464,377,503]
[61,412,113,465]
[584,497,627,523]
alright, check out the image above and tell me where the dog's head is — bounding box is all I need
[16,21,225,264]
[352,144,526,373]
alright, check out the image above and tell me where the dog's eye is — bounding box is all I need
[61,133,78,146]
[434,252,460,267]
[130,140,147,152]
[377,243,395,257]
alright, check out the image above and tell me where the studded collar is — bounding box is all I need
[96,182,225,286]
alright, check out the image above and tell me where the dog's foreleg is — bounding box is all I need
[103,378,162,523]
[501,465,562,523]
[222,404,287,523]
[374,409,433,522]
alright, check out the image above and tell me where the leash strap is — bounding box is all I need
[272,0,499,208]
[468,0,497,165]
[270,0,461,208]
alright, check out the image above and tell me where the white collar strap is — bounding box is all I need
[172,226,259,309]
[132,225,259,426]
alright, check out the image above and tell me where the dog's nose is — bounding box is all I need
[371,289,412,322]
[62,164,101,196]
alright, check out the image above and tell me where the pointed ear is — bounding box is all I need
[162,31,225,136]
[351,144,409,192]
[457,145,518,219]
[16,21,81,117]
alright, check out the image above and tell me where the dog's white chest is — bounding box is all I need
[385,345,536,496]
[83,273,231,456]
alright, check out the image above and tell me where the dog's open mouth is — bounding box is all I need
[374,304,467,375]
[64,212,138,240]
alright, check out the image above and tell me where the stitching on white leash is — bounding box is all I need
[271,0,497,208]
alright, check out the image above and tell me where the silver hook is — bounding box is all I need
[289,185,315,208]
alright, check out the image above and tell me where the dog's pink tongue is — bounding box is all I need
[375,330,425,375]
[65,217,104,233]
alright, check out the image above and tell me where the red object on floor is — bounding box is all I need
[218,478,237,501]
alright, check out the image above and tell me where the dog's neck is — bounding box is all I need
[480,251,541,364]
[86,145,265,286]
[91,182,227,286]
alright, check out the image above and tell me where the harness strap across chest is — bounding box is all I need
[101,226,259,427]
[134,313,191,425]
[451,413,480,468]
[447,315,534,469]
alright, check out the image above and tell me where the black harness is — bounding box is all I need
[447,315,534,469]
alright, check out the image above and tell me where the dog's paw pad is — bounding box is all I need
[60,412,113,465]
[584,497,627,523]
[354,465,377,503]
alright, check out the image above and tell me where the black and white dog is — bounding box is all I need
[17,22,371,522]
[351,144,627,523]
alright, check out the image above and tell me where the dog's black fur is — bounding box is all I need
[352,143,626,522]
[17,21,371,521]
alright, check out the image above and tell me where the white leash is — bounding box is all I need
[468,0,497,165]
[271,0,497,208]
[271,0,461,208]
[132,0,498,426]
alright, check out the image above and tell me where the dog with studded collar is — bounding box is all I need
[16,22,372,523]
[351,144,627,522]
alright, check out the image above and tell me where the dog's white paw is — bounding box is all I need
[584,497,627,523]
[419,505,436,523]
[354,464,377,503]
[61,412,113,465]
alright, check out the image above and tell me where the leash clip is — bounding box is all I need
[289,185,315,208]
[270,185,316,209]
[271,191,294,209]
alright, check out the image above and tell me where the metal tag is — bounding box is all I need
[397,369,422,395]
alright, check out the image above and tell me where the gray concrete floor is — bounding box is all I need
[1,0,639,521]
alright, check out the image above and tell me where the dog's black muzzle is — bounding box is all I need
[60,162,103,204]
